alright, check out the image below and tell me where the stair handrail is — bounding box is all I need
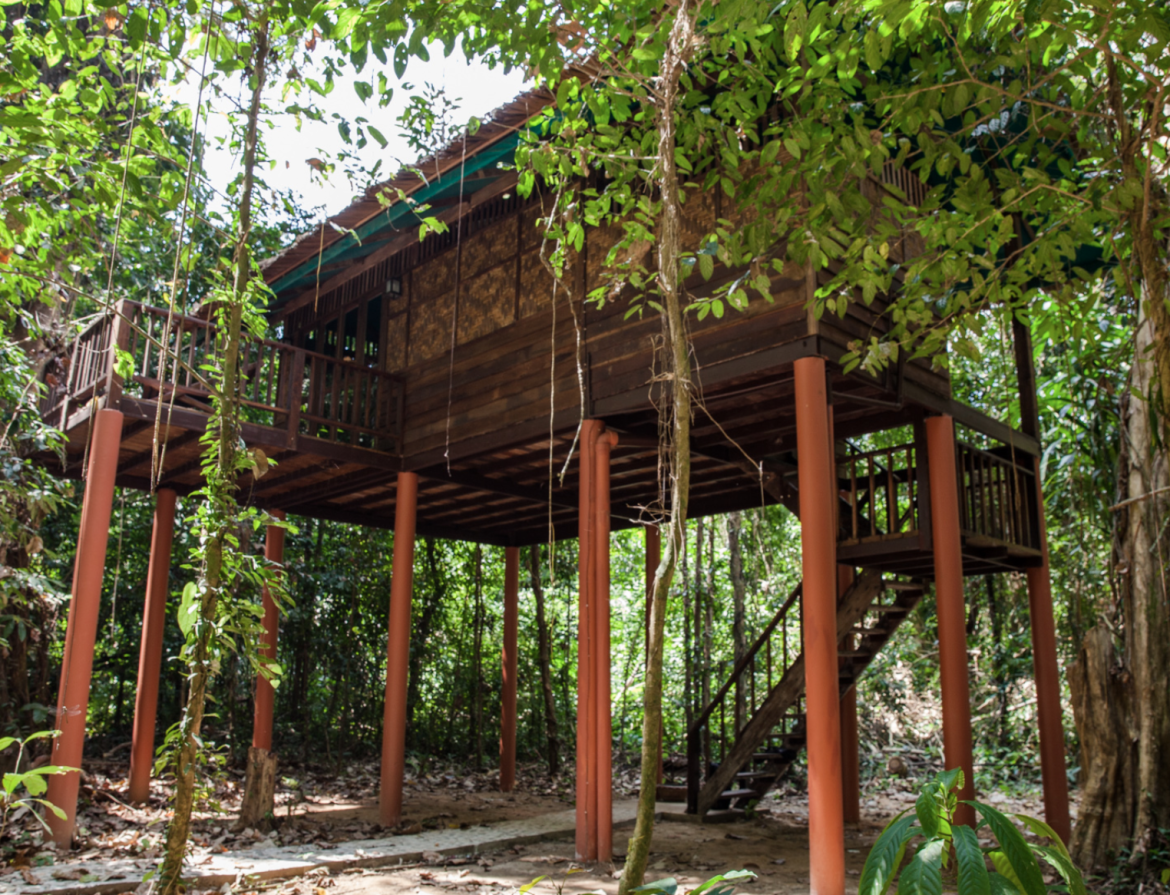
[687,580,802,738]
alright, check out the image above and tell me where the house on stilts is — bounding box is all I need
[36,86,1071,893]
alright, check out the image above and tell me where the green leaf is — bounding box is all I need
[3,773,20,796]
[953,826,991,895]
[898,838,944,895]
[1014,814,1070,859]
[784,2,807,62]
[915,790,939,839]
[520,876,546,893]
[633,878,678,895]
[0,737,17,752]
[969,803,1046,895]
[178,581,200,637]
[859,809,917,895]
[1031,846,1086,895]
[22,773,47,796]
[987,872,1021,895]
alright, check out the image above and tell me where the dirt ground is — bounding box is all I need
[1,758,1067,894]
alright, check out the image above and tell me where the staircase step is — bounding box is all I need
[736,771,775,780]
[869,605,909,613]
[838,649,870,657]
[720,789,760,800]
[753,752,799,761]
[886,581,924,592]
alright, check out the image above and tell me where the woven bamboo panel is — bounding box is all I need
[462,218,518,280]
[459,264,516,344]
[384,311,408,372]
[414,252,456,300]
[409,290,454,366]
[518,251,559,318]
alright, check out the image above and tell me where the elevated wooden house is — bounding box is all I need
[38,88,1070,894]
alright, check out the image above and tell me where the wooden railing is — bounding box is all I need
[839,442,922,543]
[44,301,404,452]
[686,581,803,813]
[956,441,1039,550]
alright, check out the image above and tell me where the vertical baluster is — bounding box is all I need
[887,449,896,534]
[851,458,858,539]
[907,445,916,529]
[868,456,877,535]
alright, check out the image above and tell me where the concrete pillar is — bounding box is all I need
[838,566,860,824]
[380,472,418,827]
[575,420,601,860]
[593,430,617,861]
[500,547,519,792]
[1025,457,1072,843]
[925,415,976,826]
[128,487,177,804]
[46,408,125,846]
[794,357,845,895]
[253,511,286,753]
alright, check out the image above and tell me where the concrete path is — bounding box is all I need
[3,799,680,895]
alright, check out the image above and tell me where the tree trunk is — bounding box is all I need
[529,545,560,775]
[473,544,484,769]
[728,512,748,731]
[617,4,697,889]
[408,538,446,730]
[157,23,268,893]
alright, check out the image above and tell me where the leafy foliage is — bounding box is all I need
[859,769,1087,895]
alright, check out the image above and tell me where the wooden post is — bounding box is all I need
[838,566,861,824]
[925,415,976,826]
[794,357,845,895]
[594,430,617,861]
[380,472,418,827]
[46,408,125,846]
[645,525,664,785]
[1025,458,1072,844]
[500,546,519,792]
[253,511,286,753]
[128,487,177,804]
[576,419,601,860]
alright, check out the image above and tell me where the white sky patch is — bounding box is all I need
[173,46,529,222]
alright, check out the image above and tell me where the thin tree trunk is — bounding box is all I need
[617,4,696,888]
[158,22,268,893]
[683,521,693,737]
[473,544,484,769]
[529,545,560,775]
[728,512,747,731]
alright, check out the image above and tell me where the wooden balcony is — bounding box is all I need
[41,301,405,491]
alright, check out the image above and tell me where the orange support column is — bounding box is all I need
[576,420,600,860]
[838,566,861,824]
[1025,459,1072,844]
[500,547,520,792]
[253,511,286,753]
[794,357,845,895]
[380,472,418,827]
[46,408,125,846]
[925,415,976,826]
[593,430,617,861]
[645,525,663,785]
[128,487,177,804]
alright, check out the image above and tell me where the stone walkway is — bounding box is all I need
[4,800,681,895]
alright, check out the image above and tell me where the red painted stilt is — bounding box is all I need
[1025,458,1072,843]
[593,430,617,861]
[925,414,976,826]
[794,357,846,895]
[500,546,519,792]
[253,510,286,753]
[380,472,418,827]
[128,487,177,805]
[576,420,601,860]
[46,408,125,846]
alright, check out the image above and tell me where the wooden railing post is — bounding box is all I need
[103,299,131,409]
[286,349,305,448]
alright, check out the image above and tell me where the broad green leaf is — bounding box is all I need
[633,878,678,895]
[520,876,546,893]
[1031,845,1087,895]
[859,809,916,895]
[22,773,47,796]
[915,789,939,839]
[970,803,1046,895]
[0,737,18,751]
[178,581,200,637]
[897,838,944,895]
[953,826,991,895]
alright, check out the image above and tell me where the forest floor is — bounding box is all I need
[0,758,1066,894]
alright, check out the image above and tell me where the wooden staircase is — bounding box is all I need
[684,569,927,818]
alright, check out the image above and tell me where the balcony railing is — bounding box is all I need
[44,301,404,453]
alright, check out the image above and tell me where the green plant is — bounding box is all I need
[860,769,1086,895]
[0,731,75,839]
[522,869,756,895]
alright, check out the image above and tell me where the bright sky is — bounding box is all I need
[181,47,529,223]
